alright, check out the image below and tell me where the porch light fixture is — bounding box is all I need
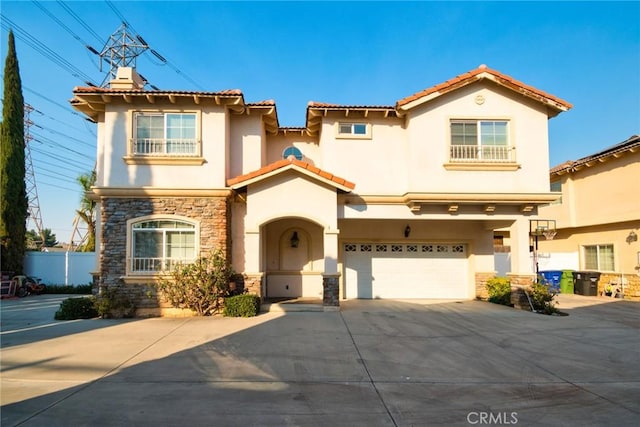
[290,231,300,248]
[626,230,638,244]
[404,225,411,238]
[529,219,557,281]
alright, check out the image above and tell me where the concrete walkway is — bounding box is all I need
[1,294,638,426]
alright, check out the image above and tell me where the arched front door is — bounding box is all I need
[264,218,324,299]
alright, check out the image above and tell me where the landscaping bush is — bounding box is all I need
[54,297,98,320]
[485,277,511,305]
[46,284,93,294]
[223,294,261,317]
[158,249,234,316]
[95,285,136,318]
[529,282,559,314]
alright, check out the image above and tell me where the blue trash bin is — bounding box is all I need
[539,270,562,293]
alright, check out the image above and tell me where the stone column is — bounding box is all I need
[322,274,340,311]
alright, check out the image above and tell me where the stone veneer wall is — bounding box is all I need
[99,196,230,314]
[598,272,640,301]
[475,272,496,300]
[507,274,535,310]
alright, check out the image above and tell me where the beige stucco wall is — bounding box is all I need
[229,114,265,178]
[404,82,551,194]
[265,132,320,166]
[98,102,228,188]
[540,152,640,228]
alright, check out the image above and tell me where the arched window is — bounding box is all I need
[130,219,196,273]
[282,146,303,161]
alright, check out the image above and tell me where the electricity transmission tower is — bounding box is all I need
[90,22,159,88]
[24,104,45,249]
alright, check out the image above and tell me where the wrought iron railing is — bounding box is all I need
[450,145,515,162]
[132,138,199,156]
[130,257,195,273]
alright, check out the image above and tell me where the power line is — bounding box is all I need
[31,131,95,160]
[0,15,98,85]
[102,1,205,90]
[56,0,105,45]
[37,181,77,192]
[31,146,90,171]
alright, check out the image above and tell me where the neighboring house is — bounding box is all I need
[537,135,640,299]
[70,64,571,314]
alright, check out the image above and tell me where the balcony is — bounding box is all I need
[131,138,200,157]
[129,257,196,274]
[450,145,516,163]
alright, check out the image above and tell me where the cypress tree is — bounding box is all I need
[0,30,27,274]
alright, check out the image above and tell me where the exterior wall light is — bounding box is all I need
[290,231,300,248]
[404,225,411,238]
[626,230,638,244]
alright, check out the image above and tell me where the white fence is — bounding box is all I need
[24,252,96,286]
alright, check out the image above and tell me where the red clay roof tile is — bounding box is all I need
[227,159,355,190]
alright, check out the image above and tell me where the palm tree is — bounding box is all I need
[76,170,96,252]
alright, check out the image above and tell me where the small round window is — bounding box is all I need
[282,146,303,161]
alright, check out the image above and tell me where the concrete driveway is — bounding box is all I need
[1,294,638,426]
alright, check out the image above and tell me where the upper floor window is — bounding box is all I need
[282,146,303,161]
[130,218,197,274]
[583,244,614,271]
[450,120,513,162]
[133,112,199,157]
[337,122,371,139]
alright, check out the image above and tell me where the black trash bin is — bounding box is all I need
[572,271,601,296]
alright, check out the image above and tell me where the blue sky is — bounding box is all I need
[1,1,639,244]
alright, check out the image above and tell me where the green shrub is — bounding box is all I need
[485,277,511,305]
[46,284,93,294]
[95,285,136,318]
[158,249,234,316]
[529,282,559,314]
[223,294,261,317]
[54,297,98,320]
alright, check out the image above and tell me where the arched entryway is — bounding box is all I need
[263,218,324,299]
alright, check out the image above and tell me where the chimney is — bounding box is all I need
[110,67,145,90]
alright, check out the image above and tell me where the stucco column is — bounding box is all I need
[244,229,261,273]
[323,229,340,274]
[322,228,340,310]
[509,217,533,276]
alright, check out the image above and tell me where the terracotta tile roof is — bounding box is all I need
[227,158,355,191]
[396,64,573,113]
[550,134,640,175]
[308,101,395,110]
[72,86,243,96]
[247,99,276,106]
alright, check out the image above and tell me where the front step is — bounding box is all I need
[261,302,324,313]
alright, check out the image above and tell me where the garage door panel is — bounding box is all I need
[344,243,468,299]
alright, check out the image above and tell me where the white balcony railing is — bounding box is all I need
[132,138,199,157]
[450,145,515,163]
[130,257,196,273]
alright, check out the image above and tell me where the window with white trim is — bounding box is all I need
[583,244,614,271]
[133,112,198,156]
[550,181,562,204]
[130,219,197,273]
[337,122,371,139]
[450,120,513,162]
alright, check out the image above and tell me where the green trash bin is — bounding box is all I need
[560,270,575,294]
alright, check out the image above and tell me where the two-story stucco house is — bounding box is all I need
[537,135,640,299]
[71,64,571,314]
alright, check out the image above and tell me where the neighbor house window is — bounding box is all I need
[130,219,197,273]
[133,112,198,156]
[337,122,371,138]
[550,181,562,204]
[583,244,614,271]
[450,120,513,162]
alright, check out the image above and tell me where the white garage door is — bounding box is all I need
[344,243,469,299]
